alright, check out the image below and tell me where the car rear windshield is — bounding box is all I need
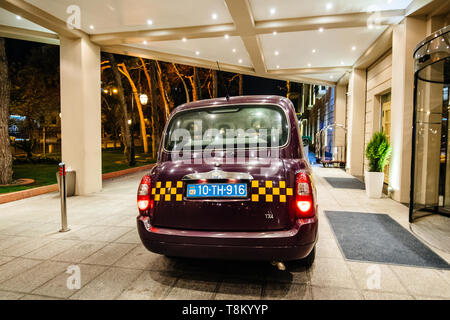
[164,105,289,151]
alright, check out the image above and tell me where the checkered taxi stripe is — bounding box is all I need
[151,180,294,202]
[251,180,293,203]
[151,181,184,202]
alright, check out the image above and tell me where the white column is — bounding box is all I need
[390,17,426,203]
[346,69,366,178]
[60,36,102,195]
[334,84,347,163]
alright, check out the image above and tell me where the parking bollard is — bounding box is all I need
[59,162,70,232]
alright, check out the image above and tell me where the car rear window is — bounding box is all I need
[164,104,289,151]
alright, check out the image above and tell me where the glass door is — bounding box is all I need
[381,93,391,185]
[411,27,450,221]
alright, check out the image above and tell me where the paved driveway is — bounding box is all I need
[0,168,449,300]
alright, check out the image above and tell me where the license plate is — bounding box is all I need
[186,183,247,198]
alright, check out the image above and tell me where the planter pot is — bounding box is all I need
[364,171,384,199]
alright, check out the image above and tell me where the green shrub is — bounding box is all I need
[366,131,391,172]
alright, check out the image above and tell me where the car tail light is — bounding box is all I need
[137,175,153,214]
[295,171,314,218]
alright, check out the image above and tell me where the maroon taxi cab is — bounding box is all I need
[136,96,318,265]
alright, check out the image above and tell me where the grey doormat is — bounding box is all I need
[324,177,365,190]
[325,211,450,269]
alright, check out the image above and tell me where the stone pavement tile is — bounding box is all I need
[309,257,357,289]
[311,286,362,300]
[117,271,178,300]
[51,241,107,263]
[87,226,132,242]
[0,258,42,283]
[215,278,262,300]
[114,229,141,244]
[114,245,162,270]
[115,216,138,228]
[0,260,68,293]
[263,283,312,300]
[414,295,447,300]
[24,239,80,260]
[70,267,142,300]
[33,264,107,299]
[0,256,14,266]
[362,290,414,300]
[316,238,344,260]
[390,265,450,299]
[0,236,31,251]
[347,261,408,294]
[58,225,111,241]
[20,294,62,300]
[82,243,137,266]
[165,273,219,300]
[0,290,24,300]
[0,237,55,257]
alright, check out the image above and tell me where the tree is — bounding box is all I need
[117,61,149,154]
[106,53,132,163]
[155,61,171,119]
[172,63,190,103]
[0,38,12,184]
[140,58,157,159]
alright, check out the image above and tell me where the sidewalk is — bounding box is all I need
[0,167,449,300]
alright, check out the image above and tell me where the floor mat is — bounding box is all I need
[325,211,450,269]
[324,177,365,190]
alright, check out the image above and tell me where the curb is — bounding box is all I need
[0,163,155,205]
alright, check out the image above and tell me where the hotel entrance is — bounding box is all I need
[410,26,450,222]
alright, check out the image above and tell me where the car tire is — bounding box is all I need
[299,246,315,267]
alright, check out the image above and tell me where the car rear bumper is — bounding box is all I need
[137,214,318,261]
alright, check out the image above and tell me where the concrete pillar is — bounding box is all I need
[335,84,347,163]
[346,68,366,179]
[390,17,426,203]
[60,36,102,195]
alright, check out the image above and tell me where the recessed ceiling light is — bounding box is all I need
[182,37,187,42]
[329,75,334,79]
[276,65,280,69]
[195,51,200,55]
[89,25,94,30]
[368,24,374,29]
[326,3,333,10]
[232,48,236,53]
[351,46,356,51]
[238,59,243,64]
[274,50,279,56]
[224,34,229,39]
[212,13,218,20]
[273,31,277,36]
[307,63,311,67]
[147,19,153,25]
[143,40,147,44]
[341,61,344,65]
[270,8,276,15]
[387,0,392,4]
[319,27,324,32]
[312,49,316,53]
[16,15,22,20]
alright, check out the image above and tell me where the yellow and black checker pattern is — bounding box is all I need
[151,181,183,202]
[251,180,293,203]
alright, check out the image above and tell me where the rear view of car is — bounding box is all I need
[136,96,318,265]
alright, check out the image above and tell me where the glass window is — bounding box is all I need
[164,105,289,151]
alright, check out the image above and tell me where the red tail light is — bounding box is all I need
[137,175,153,214]
[295,171,314,218]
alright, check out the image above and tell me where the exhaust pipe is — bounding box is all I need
[271,261,286,271]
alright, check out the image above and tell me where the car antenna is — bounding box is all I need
[216,61,230,101]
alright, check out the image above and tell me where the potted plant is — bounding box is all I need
[365,131,391,198]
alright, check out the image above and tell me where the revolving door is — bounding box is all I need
[410,25,450,222]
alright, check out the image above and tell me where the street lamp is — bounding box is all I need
[139,94,148,105]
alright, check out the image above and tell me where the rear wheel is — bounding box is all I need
[299,246,315,267]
